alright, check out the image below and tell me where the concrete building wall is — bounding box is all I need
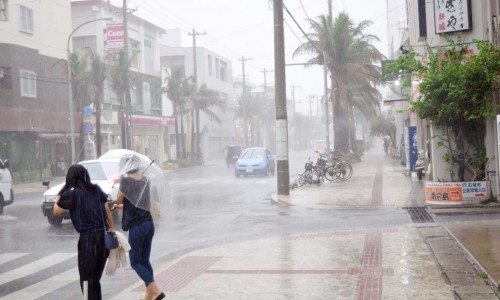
[0,0,71,59]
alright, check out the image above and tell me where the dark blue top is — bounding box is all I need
[57,186,108,234]
[120,176,152,231]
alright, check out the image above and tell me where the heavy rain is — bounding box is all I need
[1,0,500,299]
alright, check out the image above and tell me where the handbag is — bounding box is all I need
[105,230,119,249]
[101,204,119,250]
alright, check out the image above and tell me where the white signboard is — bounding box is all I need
[106,23,124,52]
[434,0,472,34]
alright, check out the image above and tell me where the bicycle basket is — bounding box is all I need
[317,157,327,167]
[305,162,313,171]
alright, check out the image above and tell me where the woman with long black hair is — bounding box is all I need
[53,164,115,300]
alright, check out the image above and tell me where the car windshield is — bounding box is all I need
[80,161,119,181]
[241,149,265,159]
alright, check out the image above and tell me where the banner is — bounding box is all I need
[106,23,124,52]
[425,181,489,205]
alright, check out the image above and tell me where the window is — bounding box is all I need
[129,39,141,68]
[417,0,427,39]
[215,58,220,80]
[20,69,36,98]
[19,5,33,34]
[143,36,155,74]
[150,83,161,115]
[207,55,212,77]
[142,81,150,114]
[73,36,97,54]
[219,61,227,82]
[0,67,12,89]
[0,0,8,21]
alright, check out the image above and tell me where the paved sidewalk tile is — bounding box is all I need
[112,227,456,300]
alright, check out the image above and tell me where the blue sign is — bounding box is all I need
[408,126,418,171]
[83,106,93,119]
[83,122,94,134]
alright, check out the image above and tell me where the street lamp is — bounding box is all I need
[67,17,112,164]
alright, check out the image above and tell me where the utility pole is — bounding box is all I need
[274,0,290,196]
[123,0,132,150]
[262,68,274,95]
[188,29,207,88]
[328,0,333,18]
[240,56,252,147]
[188,29,206,155]
[323,51,330,155]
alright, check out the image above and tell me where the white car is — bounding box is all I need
[0,158,14,215]
[41,156,121,226]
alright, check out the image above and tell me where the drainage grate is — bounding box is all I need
[403,207,435,223]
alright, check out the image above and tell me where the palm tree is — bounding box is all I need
[108,51,133,149]
[86,50,106,157]
[294,13,384,152]
[67,52,90,161]
[190,84,226,157]
[166,69,193,159]
[234,93,261,147]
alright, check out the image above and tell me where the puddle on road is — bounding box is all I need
[446,220,500,282]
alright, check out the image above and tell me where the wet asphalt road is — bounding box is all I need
[0,150,416,298]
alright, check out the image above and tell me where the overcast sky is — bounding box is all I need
[112,0,388,114]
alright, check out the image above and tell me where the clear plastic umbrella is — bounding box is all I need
[118,151,164,219]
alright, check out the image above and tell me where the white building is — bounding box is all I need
[160,29,235,162]
[405,0,500,196]
[71,0,172,164]
[0,0,73,179]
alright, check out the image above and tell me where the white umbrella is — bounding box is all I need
[117,151,164,219]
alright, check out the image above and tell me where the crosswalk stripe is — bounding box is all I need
[0,253,76,286]
[0,267,79,300]
[0,253,29,265]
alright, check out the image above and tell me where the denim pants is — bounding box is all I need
[128,220,155,286]
[78,231,109,300]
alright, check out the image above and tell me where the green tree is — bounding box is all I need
[86,50,106,157]
[165,69,193,159]
[67,52,91,161]
[190,84,226,156]
[108,51,136,149]
[294,13,384,152]
[388,39,500,181]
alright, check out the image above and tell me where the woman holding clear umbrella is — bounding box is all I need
[114,153,165,300]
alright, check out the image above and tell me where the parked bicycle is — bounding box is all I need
[325,150,353,182]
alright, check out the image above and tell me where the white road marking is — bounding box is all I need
[1,267,79,300]
[0,253,76,286]
[0,253,29,265]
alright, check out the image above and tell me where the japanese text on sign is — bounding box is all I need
[434,0,471,34]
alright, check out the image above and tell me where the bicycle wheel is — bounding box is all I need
[300,170,313,185]
[290,174,303,188]
[334,161,353,181]
[324,165,337,181]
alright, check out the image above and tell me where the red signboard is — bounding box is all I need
[106,23,124,52]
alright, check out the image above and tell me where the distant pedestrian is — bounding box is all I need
[53,164,114,300]
[383,134,392,155]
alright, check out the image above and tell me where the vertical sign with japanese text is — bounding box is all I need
[434,0,472,34]
[106,23,124,52]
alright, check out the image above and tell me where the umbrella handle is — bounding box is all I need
[141,160,155,175]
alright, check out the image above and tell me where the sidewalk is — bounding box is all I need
[108,146,499,299]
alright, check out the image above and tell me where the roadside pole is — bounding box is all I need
[274,0,290,196]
